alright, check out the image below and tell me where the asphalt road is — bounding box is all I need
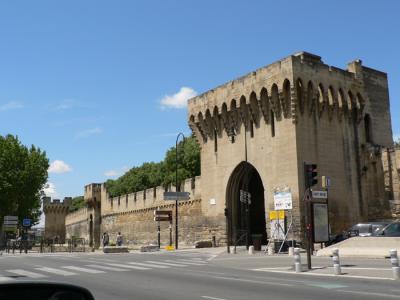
[1,250,400,300]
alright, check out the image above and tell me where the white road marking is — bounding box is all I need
[252,268,392,280]
[62,266,105,274]
[128,262,169,269]
[105,263,149,270]
[340,290,399,299]
[337,267,390,271]
[145,260,186,267]
[213,276,293,287]
[85,265,129,272]
[7,269,48,279]
[177,259,208,264]
[201,296,226,300]
[35,267,76,276]
[165,259,204,266]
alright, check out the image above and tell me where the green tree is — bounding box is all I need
[0,134,49,225]
[69,196,85,212]
[106,135,200,197]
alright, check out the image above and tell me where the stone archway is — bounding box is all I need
[226,161,267,246]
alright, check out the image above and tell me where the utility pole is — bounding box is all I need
[303,162,318,270]
[175,132,185,250]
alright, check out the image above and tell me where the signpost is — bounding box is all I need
[3,216,18,232]
[22,219,32,228]
[273,191,293,210]
[163,192,190,201]
[311,190,328,199]
[153,210,173,248]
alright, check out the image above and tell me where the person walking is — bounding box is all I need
[116,232,123,246]
[102,232,109,247]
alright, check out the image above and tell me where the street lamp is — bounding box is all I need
[175,132,185,250]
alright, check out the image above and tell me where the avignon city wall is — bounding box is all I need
[44,52,398,248]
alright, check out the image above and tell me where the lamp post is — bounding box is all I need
[175,132,185,250]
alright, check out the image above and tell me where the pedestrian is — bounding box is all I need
[116,232,123,246]
[102,232,109,247]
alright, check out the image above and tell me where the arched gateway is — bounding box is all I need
[226,162,267,245]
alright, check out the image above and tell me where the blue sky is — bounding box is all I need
[0,0,399,201]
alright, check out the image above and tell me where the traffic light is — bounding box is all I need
[304,163,318,188]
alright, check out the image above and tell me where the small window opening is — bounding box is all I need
[364,114,372,143]
[118,196,120,206]
[250,121,254,138]
[126,195,128,208]
[214,129,218,152]
[270,110,275,137]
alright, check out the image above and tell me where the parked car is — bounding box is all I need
[374,221,400,237]
[326,221,390,245]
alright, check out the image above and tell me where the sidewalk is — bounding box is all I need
[214,246,398,281]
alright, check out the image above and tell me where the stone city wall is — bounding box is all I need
[65,207,88,240]
[101,176,226,246]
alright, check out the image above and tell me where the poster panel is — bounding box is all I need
[313,203,329,243]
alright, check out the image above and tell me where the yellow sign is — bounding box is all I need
[165,245,175,251]
[269,210,285,220]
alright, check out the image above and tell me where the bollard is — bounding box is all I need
[267,245,274,255]
[230,246,236,254]
[332,248,341,275]
[288,247,294,256]
[248,246,254,255]
[389,249,400,280]
[294,248,302,273]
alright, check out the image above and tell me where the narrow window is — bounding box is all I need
[110,198,113,208]
[214,129,218,152]
[364,114,372,143]
[118,196,120,206]
[250,120,254,138]
[270,110,275,137]
[126,195,128,208]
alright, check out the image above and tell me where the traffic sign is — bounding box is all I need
[3,216,18,226]
[23,219,32,227]
[312,190,328,199]
[163,192,190,201]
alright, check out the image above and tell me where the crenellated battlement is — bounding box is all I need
[187,52,383,144]
[43,197,72,214]
[104,176,201,216]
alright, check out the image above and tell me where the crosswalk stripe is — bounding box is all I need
[85,264,129,272]
[35,267,76,276]
[177,259,207,264]
[62,266,105,274]
[7,269,48,279]
[145,260,187,267]
[105,263,149,270]
[128,262,169,269]
[166,260,204,266]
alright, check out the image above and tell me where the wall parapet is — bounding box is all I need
[105,176,201,215]
[66,207,88,226]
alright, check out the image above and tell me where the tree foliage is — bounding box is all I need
[69,196,85,213]
[106,136,200,197]
[0,134,49,225]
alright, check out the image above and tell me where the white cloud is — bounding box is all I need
[160,87,197,109]
[75,127,103,139]
[104,166,129,178]
[394,134,400,142]
[55,99,80,110]
[48,160,72,174]
[0,101,24,112]
[43,182,58,197]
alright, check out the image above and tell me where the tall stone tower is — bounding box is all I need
[43,197,72,243]
[84,183,102,248]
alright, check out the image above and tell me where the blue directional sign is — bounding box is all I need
[22,218,31,227]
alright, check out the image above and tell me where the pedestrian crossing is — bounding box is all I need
[0,257,209,281]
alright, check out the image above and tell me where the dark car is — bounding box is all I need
[326,222,389,245]
[375,221,400,237]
